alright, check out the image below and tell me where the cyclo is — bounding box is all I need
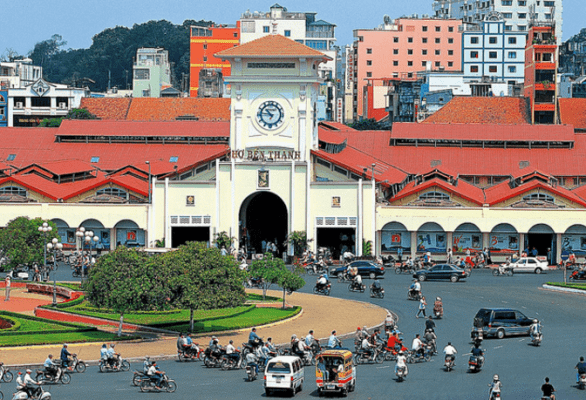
[316,349,356,397]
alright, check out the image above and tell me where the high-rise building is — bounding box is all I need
[0,58,42,89]
[189,23,240,98]
[132,48,171,98]
[352,16,462,121]
[524,24,558,124]
[432,0,563,45]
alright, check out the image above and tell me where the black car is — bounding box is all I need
[413,264,467,282]
[472,308,536,339]
[330,260,386,279]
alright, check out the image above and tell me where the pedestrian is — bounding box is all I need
[531,247,538,257]
[416,296,427,318]
[397,247,403,263]
[546,248,552,266]
[446,248,452,264]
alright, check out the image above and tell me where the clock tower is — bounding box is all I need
[217,35,331,162]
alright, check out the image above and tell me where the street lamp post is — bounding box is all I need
[38,222,53,281]
[83,230,99,281]
[145,161,152,204]
[47,238,63,306]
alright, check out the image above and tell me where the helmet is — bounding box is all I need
[26,369,32,373]
[493,374,499,381]
[291,334,297,339]
[436,297,441,301]
[398,351,404,355]
[447,342,452,346]
[532,319,538,323]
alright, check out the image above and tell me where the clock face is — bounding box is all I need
[256,101,285,130]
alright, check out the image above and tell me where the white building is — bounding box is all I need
[0,58,43,89]
[8,78,86,127]
[433,0,562,44]
[462,13,526,84]
[239,4,338,120]
[132,48,171,98]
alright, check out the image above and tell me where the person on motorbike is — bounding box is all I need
[143,357,151,374]
[100,343,109,363]
[176,333,186,353]
[60,343,72,371]
[385,312,396,331]
[443,342,457,365]
[316,274,328,292]
[433,297,443,317]
[314,257,327,274]
[209,339,222,362]
[246,350,260,375]
[409,279,421,299]
[292,335,309,360]
[471,343,485,366]
[423,329,437,354]
[19,370,40,399]
[489,375,502,399]
[260,342,274,367]
[185,333,199,358]
[249,327,262,348]
[147,361,164,390]
[352,273,363,290]
[361,335,375,360]
[412,334,425,358]
[305,330,316,347]
[370,279,382,294]
[395,351,408,378]
[343,251,354,265]
[328,330,341,348]
[266,337,276,353]
[44,354,61,381]
[541,377,556,400]
[575,356,586,384]
[425,316,436,332]
[498,261,509,276]
[529,319,542,341]
[226,340,241,365]
[107,344,120,370]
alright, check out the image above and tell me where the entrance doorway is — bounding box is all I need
[239,192,288,257]
[527,224,555,264]
[171,227,210,248]
[316,228,356,261]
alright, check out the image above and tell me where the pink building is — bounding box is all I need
[351,17,462,121]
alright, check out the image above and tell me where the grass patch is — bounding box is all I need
[165,306,301,333]
[0,331,138,347]
[246,293,281,303]
[546,282,586,290]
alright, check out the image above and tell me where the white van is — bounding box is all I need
[264,356,304,396]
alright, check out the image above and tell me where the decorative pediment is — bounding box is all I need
[30,79,51,97]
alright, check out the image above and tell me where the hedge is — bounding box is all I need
[0,311,96,337]
[546,282,586,290]
[0,315,21,332]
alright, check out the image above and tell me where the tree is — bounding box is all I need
[248,255,305,302]
[85,247,173,336]
[348,118,388,131]
[164,242,246,332]
[287,231,311,257]
[39,108,97,127]
[214,231,235,249]
[0,217,59,270]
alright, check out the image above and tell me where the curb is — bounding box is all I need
[540,284,586,296]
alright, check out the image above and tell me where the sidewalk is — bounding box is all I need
[0,289,388,366]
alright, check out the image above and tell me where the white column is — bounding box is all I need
[411,231,417,259]
[306,163,312,252]
[215,161,220,248]
[164,178,169,248]
[231,158,236,242]
[357,179,363,256]
[289,160,295,256]
[148,177,156,247]
[371,180,376,255]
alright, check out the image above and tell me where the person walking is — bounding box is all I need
[397,247,403,263]
[416,296,427,318]
[446,248,453,264]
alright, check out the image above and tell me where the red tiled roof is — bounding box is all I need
[559,98,586,130]
[318,129,346,145]
[126,98,230,121]
[391,176,485,205]
[58,120,230,137]
[485,178,586,207]
[319,122,357,131]
[22,160,96,176]
[422,97,531,125]
[390,122,575,142]
[80,98,230,122]
[216,35,331,59]
[80,98,131,120]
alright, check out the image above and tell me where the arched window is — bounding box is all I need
[0,186,27,197]
[419,191,450,201]
[0,95,5,102]
[97,188,127,198]
[523,193,554,203]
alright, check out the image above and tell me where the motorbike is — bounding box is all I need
[468,353,485,373]
[244,277,263,289]
[370,286,385,299]
[348,281,366,293]
[488,386,501,399]
[312,283,331,296]
[241,339,263,357]
[395,365,408,382]
[471,328,484,344]
[493,265,514,277]
[353,348,384,364]
[579,372,586,390]
[35,369,71,384]
[0,363,14,382]
[433,305,443,319]
[203,348,226,368]
[444,355,455,372]
[304,262,327,275]
[98,357,131,372]
[337,272,352,283]
[246,364,258,381]
[221,353,246,370]
[132,370,150,386]
[140,373,177,393]
[395,263,414,275]
[55,354,86,373]
[531,332,543,347]
[177,346,203,361]
[407,347,432,364]
[569,269,586,281]
[407,289,422,301]
[11,386,51,400]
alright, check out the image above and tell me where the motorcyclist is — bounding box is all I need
[352,273,363,290]
[147,361,164,390]
[498,261,509,276]
[100,343,109,364]
[328,330,341,348]
[489,375,502,399]
[433,297,443,317]
[423,329,437,354]
[266,337,276,353]
[107,344,120,370]
[143,356,151,374]
[343,251,354,264]
[209,339,222,362]
[305,330,316,347]
[529,319,542,342]
[370,279,382,294]
[246,349,260,375]
[361,335,375,360]
[225,340,241,365]
[19,370,40,399]
[384,312,395,331]
[293,334,309,360]
[395,351,408,378]
[443,342,457,365]
[575,356,586,384]
[44,354,61,381]
[314,257,327,274]
[248,327,262,349]
[409,279,421,299]
[425,316,436,332]
[60,343,72,371]
[260,342,274,367]
[471,343,485,367]
[316,274,328,292]
[185,333,200,358]
[411,334,425,358]
[541,377,556,400]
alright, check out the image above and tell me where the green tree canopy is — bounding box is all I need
[0,217,59,269]
[248,254,305,304]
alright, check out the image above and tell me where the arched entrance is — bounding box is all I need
[527,224,555,262]
[239,192,288,257]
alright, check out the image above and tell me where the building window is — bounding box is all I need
[471,37,479,44]
[523,193,554,203]
[393,37,399,43]
[471,51,479,58]
[448,38,454,44]
[134,69,150,80]
[263,26,270,33]
[502,0,512,5]
[407,61,413,66]
[489,65,497,73]
[393,60,399,66]
[419,192,450,201]
[503,12,513,18]
[0,186,26,197]
[233,32,238,38]
[519,0,526,5]
[90,156,100,163]
[367,48,373,54]
[505,25,512,31]
[422,61,427,67]
[408,49,413,55]
[408,37,413,43]
[518,25,526,31]
[471,65,479,73]
[544,1,554,6]
[435,38,441,44]
[366,72,372,77]
[422,49,428,55]
[508,37,517,44]
[435,49,441,55]
[367,60,372,66]
[448,26,454,32]
[448,50,454,56]
[97,188,127,198]
[422,26,428,31]
[435,26,441,32]
[332,196,341,207]
[518,13,526,19]
[203,56,207,62]
[435,61,440,67]
[508,66,517,73]
[545,13,552,20]
[422,37,428,43]
[393,49,399,55]
[284,30,291,37]
[489,37,497,44]
[489,51,498,59]
[508,51,517,59]
[448,61,453,67]
[203,44,207,50]
[169,156,179,163]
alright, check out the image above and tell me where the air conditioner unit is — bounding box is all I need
[15,102,23,108]
[59,102,67,109]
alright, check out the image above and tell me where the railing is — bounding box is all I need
[306,31,335,38]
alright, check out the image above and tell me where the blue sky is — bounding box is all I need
[1,0,582,56]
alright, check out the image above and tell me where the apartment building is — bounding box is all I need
[462,13,526,84]
[433,0,563,44]
[132,48,171,98]
[352,16,462,120]
[0,58,42,89]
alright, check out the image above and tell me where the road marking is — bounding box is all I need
[501,301,508,303]
[377,366,390,369]
[493,346,503,349]
[463,353,471,356]
[521,306,526,309]
[519,338,526,342]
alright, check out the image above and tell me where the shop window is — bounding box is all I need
[97,188,127,198]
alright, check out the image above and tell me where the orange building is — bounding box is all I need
[523,25,558,124]
[189,22,240,97]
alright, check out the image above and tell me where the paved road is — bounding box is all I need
[4,268,584,399]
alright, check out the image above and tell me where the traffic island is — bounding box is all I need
[541,282,586,296]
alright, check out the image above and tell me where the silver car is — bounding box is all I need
[508,257,548,274]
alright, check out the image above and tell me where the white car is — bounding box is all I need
[508,257,548,274]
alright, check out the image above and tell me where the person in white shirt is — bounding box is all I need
[443,342,457,364]
[107,344,119,369]
[20,369,39,398]
[147,361,163,389]
[305,330,315,347]
[395,352,408,376]
[489,375,503,399]
[316,275,328,291]
[226,340,240,364]
[100,344,108,360]
[411,334,424,357]
[361,337,374,359]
